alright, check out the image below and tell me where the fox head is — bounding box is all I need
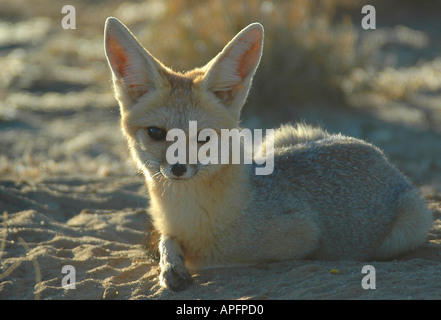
[104,17,264,183]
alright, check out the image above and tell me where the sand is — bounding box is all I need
[1,0,441,300]
[0,175,440,300]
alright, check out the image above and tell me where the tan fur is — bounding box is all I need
[104,17,433,291]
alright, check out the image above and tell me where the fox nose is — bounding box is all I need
[170,164,187,177]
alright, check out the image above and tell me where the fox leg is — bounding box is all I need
[159,235,192,291]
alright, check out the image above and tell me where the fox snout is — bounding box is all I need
[170,164,187,177]
[160,162,197,181]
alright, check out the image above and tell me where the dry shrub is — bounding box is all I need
[4,0,438,117]
[112,0,441,118]
[113,0,365,116]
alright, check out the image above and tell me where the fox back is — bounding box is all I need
[104,18,433,290]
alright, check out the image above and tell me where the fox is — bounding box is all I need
[104,17,433,291]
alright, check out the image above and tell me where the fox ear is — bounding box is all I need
[202,23,264,114]
[104,17,166,104]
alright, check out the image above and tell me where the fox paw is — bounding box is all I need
[160,263,192,291]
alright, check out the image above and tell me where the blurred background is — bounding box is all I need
[1,0,441,190]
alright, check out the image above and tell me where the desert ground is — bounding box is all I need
[0,0,441,300]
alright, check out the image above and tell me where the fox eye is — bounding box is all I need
[146,127,167,141]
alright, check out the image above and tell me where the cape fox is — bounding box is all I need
[104,17,433,291]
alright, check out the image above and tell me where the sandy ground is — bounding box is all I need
[1,1,441,300]
[0,174,440,300]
